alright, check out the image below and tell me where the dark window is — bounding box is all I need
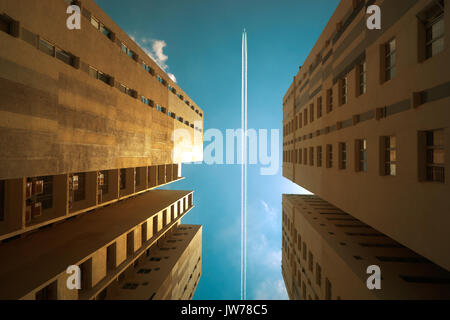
[35,281,57,300]
[0,180,5,221]
[376,256,429,263]
[317,97,323,118]
[36,176,53,210]
[326,144,333,168]
[359,61,366,95]
[385,38,396,81]
[400,276,450,284]
[73,173,85,202]
[325,278,332,300]
[327,88,333,112]
[316,263,322,287]
[339,142,347,170]
[98,72,110,85]
[339,76,347,105]
[122,283,139,290]
[55,48,74,66]
[359,243,403,248]
[120,169,126,190]
[135,168,141,186]
[0,15,11,34]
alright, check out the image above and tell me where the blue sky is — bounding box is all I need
[94,0,339,300]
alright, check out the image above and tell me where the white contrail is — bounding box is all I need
[241,29,248,301]
[240,29,244,302]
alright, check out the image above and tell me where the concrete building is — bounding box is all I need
[282,194,450,300]
[0,0,203,299]
[110,224,202,300]
[282,0,450,299]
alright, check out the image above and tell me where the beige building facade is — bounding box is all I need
[282,194,450,300]
[282,0,450,299]
[0,0,203,300]
[111,224,202,300]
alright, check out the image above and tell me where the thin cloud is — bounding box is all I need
[254,279,288,300]
[261,200,277,218]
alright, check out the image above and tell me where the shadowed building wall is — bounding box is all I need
[282,194,450,300]
[0,0,204,300]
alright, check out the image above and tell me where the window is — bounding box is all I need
[316,263,322,287]
[89,66,111,85]
[121,42,137,60]
[358,61,366,95]
[141,96,153,107]
[99,171,109,195]
[119,83,129,95]
[90,16,100,29]
[142,61,154,75]
[168,111,175,118]
[326,88,333,112]
[0,14,18,37]
[385,38,396,81]
[304,109,308,126]
[35,281,57,300]
[73,173,85,202]
[425,3,444,59]
[0,180,4,221]
[120,169,126,190]
[88,66,98,79]
[308,251,314,272]
[317,146,322,167]
[339,76,347,105]
[317,97,323,118]
[135,168,141,186]
[299,113,303,128]
[339,142,347,170]
[309,147,314,166]
[325,278,332,300]
[310,103,314,122]
[356,139,367,172]
[302,242,307,260]
[98,72,110,85]
[91,16,113,39]
[156,75,166,85]
[39,38,55,57]
[298,148,302,164]
[326,144,333,168]
[426,129,445,182]
[55,48,74,66]
[382,136,397,176]
[303,148,308,165]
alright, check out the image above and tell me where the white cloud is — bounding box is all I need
[260,200,278,220]
[168,73,177,82]
[134,36,177,83]
[254,279,289,300]
[151,40,168,66]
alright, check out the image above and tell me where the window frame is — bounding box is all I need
[384,38,396,82]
